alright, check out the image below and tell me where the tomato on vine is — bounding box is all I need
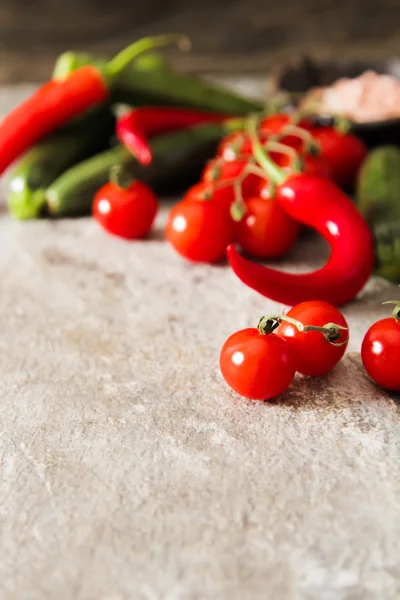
[259,114,315,152]
[220,327,295,401]
[217,131,259,161]
[183,181,234,212]
[273,301,349,376]
[259,114,314,136]
[311,127,367,188]
[166,198,235,263]
[202,157,261,197]
[235,196,300,259]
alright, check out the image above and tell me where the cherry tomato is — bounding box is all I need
[311,127,367,188]
[270,152,333,178]
[260,114,315,152]
[260,114,314,135]
[301,154,333,179]
[166,199,235,263]
[93,180,158,240]
[220,328,295,400]
[236,196,300,259]
[183,181,234,212]
[217,131,262,161]
[361,317,400,391]
[202,157,261,197]
[276,300,349,376]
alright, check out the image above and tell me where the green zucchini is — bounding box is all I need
[45,122,230,217]
[7,107,115,220]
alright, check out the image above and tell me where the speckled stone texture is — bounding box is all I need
[0,86,400,600]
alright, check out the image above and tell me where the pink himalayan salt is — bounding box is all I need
[310,71,400,123]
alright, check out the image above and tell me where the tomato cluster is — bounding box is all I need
[90,114,366,247]
[221,298,400,402]
[165,115,367,264]
[220,300,349,401]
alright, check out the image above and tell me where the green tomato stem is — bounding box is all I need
[106,34,191,82]
[382,300,400,321]
[109,164,136,189]
[247,118,286,185]
[257,314,348,346]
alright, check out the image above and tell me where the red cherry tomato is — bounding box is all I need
[268,152,333,178]
[93,180,158,240]
[361,317,400,391]
[301,154,333,179]
[260,114,315,152]
[202,156,246,182]
[183,181,234,212]
[276,300,349,376]
[217,131,261,161]
[220,328,295,400]
[311,127,367,188]
[166,199,235,263]
[260,114,314,135]
[202,157,261,197]
[236,196,300,259]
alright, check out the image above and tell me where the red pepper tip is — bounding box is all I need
[226,242,237,257]
[140,153,152,166]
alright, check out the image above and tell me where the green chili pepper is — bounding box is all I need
[7,106,115,220]
[44,121,237,217]
[52,51,264,116]
[53,50,169,79]
[115,68,264,115]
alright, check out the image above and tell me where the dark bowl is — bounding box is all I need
[268,56,400,148]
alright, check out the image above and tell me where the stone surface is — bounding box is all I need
[0,85,400,600]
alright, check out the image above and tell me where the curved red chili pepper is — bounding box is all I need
[117,107,232,166]
[0,35,188,175]
[227,174,374,307]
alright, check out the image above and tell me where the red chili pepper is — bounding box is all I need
[227,121,374,307]
[117,107,231,166]
[0,34,188,175]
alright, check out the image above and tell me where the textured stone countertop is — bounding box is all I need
[0,85,400,600]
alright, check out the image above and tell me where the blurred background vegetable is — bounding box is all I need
[356,146,400,282]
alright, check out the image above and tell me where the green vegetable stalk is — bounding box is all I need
[356,145,400,282]
[52,51,265,116]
